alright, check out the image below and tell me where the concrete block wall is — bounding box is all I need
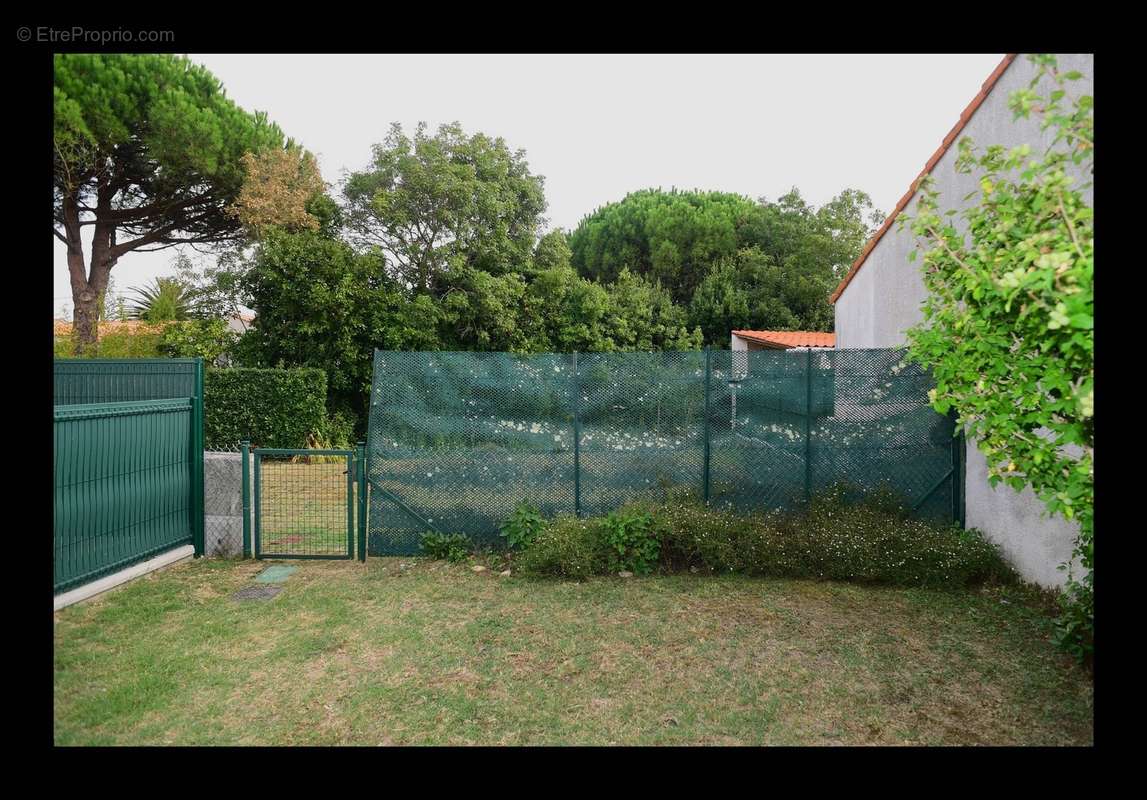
[204,452,252,558]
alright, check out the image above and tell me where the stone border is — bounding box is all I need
[53,545,195,611]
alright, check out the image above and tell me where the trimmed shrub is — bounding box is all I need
[54,330,164,358]
[204,367,328,450]
[514,515,609,580]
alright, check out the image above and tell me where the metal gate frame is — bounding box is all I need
[243,443,368,562]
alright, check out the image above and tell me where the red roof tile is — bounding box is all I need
[732,330,835,349]
[829,54,1018,304]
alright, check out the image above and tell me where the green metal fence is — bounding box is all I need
[53,359,205,593]
[54,358,199,404]
[54,399,195,593]
[365,348,964,556]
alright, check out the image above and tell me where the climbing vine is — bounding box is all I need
[900,54,1093,662]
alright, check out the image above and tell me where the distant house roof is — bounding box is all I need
[829,54,1018,305]
[732,330,835,349]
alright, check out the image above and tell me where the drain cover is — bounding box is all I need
[233,584,282,601]
[255,565,297,583]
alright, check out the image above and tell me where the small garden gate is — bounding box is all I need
[242,443,368,561]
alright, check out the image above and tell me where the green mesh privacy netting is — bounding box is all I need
[365,348,961,555]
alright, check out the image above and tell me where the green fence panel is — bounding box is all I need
[365,348,957,556]
[366,351,577,555]
[54,359,199,405]
[54,399,194,593]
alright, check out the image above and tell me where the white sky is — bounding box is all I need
[53,52,1006,316]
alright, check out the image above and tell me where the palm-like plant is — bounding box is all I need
[127,278,196,322]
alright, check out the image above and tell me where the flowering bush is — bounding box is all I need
[515,484,1014,588]
[514,516,608,579]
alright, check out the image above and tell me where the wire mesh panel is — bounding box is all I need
[366,348,960,555]
[577,351,705,516]
[709,349,811,512]
[814,349,956,520]
[255,450,354,559]
[366,351,576,555]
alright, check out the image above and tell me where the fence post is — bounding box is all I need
[357,440,367,562]
[241,440,251,558]
[703,347,711,505]
[804,348,812,504]
[193,357,205,557]
[572,351,581,518]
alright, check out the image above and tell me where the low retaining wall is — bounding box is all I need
[54,545,195,611]
[204,451,252,558]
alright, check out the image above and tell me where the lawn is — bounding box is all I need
[53,557,1093,746]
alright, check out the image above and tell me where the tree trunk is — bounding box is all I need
[65,183,117,356]
[62,192,96,356]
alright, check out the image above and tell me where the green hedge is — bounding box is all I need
[205,367,328,450]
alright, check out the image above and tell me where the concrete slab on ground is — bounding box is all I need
[255,565,297,583]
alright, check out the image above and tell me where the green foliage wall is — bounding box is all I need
[204,367,328,450]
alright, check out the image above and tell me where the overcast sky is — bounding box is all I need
[53,52,1006,315]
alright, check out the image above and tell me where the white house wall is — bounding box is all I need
[833,53,1092,588]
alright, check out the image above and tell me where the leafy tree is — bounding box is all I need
[569,188,883,332]
[533,229,573,272]
[606,269,702,350]
[239,228,441,430]
[171,250,245,322]
[900,55,1093,661]
[158,318,238,365]
[98,274,119,322]
[343,122,547,291]
[53,53,303,355]
[438,267,541,352]
[127,277,196,322]
[569,189,757,303]
[740,187,884,285]
[227,145,325,237]
[524,266,616,352]
[688,247,834,344]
